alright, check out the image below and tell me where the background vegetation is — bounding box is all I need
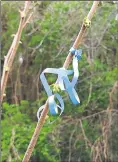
[1,1,118,162]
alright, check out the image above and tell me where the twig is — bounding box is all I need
[22,2,100,162]
[23,12,33,28]
[79,119,92,149]
[1,1,32,102]
[109,81,118,110]
[68,123,78,162]
[86,82,92,106]
[7,129,21,162]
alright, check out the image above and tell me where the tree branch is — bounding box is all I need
[22,2,100,162]
[1,1,32,102]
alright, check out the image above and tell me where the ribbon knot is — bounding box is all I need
[69,47,82,60]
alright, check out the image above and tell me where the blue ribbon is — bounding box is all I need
[37,48,82,120]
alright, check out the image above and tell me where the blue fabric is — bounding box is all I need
[37,48,82,119]
[69,47,82,60]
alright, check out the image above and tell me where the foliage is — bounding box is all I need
[2,101,60,162]
[1,1,118,162]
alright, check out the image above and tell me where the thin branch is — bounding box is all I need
[1,1,32,102]
[23,12,33,28]
[7,129,21,161]
[86,82,92,106]
[22,2,100,162]
[79,119,92,149]
[68,123,78,162]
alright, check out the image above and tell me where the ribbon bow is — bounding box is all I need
[37,48,82,120]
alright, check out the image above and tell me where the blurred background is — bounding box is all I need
[1,1,118,162]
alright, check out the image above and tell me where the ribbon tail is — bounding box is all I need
[62,76,80,105]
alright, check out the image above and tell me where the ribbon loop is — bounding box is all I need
[37,48,82,120]
[48,93,64,115]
